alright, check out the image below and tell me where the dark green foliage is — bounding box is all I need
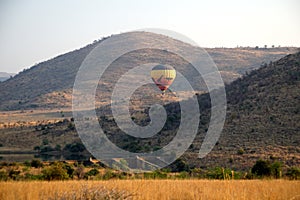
[0,170,8,181]
[286,167,300,180]
[23,160,31,167]
[270,161,282,179]
[33,146,40,151]
[250,160,282,179]
[63,163,75,178]
[24,173,43,180]
[206,167,233,180]
[40,145,55,153]
[42,162,69,181]
[30,159,43,168]
[84,168,99,179]
[8,169,21,180]
[175,171,189,179]
[252,159,272,177]
[0,158,299,181]
[168,159,190,172]
[55,144,61,151]
[102,169,119,180]
[63,142,85,153]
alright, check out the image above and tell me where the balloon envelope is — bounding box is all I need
[151,65,176,92]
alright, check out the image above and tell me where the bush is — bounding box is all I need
[270,161,282,179]
[206,167,233,180]
[40,145,55,153]
[33,146,40,151]
[24,173,43,180]
[55,144,61,151]
[168,159,190,172]
[190,168,206,179]
[8,168,21,180]
[251,159,282,178]
[23,160,31,167]
[84,168,99,179]
[63,163,75,179]
[63,142,85,153]
[30,159,44,168]
[42,162,69,180]
[251,159,271,178]
[176,171,190,179]
[102,169,118,180]
[286,167,300,180]
[0,170,8,181]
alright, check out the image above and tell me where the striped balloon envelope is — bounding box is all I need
[151,65,176,94]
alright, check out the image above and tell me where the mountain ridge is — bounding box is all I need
[0,33,297,111]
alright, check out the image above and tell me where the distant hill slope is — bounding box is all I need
[190,51,300,170]
[0,33,297,111]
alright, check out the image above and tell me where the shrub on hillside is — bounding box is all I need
[206,167,234,180]
[0,170,8,181]
[251,159,282,178]
[286,167,300,180]
[42,162,69,180]
[63,142,85,153]
[251,159,271,178]
[84,168,99,179]
[30,159,44,168]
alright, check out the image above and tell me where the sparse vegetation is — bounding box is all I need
[0,159,298,181]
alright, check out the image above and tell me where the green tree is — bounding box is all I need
[84,168,99,179]
[30,159,43,168]
[251,159,271,178]
[270,161,282,179]
[63,163,75,179]
[42,162,69,180]
[286,167,300,180]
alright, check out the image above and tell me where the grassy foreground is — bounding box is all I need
[0,180,299,200]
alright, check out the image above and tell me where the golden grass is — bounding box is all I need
[0,180,299,200]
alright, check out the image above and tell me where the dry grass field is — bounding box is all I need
[0,180,299,200]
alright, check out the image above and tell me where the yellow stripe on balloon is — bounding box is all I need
[151,66,176,92]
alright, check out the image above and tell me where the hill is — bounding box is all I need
[189,51,300,170]
[0,33,297,111]
[0,51,299,171]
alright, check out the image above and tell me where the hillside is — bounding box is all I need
[189,51,300,170]
[0,51,299,171]
[0,32,297,111]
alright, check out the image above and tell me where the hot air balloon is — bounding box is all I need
[151,65,176,94]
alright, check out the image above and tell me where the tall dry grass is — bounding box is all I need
[0,180,299,200]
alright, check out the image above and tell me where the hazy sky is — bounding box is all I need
[0,0,299,73]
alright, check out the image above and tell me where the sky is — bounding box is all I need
[0,0,299,73]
